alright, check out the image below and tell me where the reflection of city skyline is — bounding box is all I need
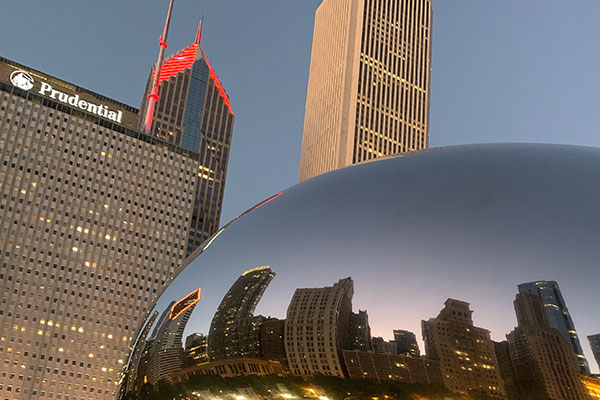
[122,264,598,399]
[133,144,600,378]
[145,259,598,374]
[178,273,596,365]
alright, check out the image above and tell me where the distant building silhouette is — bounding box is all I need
[493,341,519,397]
[208,266,275,360]
[260,317,288,366]
[422,298,506,398]
[589,334,600,372]
[372,337,397,355]
[285,277,354,377]
[349,310,372,351]
[518,280,590,373]
[507,292,588,400]
[394,329,420,357]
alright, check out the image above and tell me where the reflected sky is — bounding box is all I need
[143,143,600,373]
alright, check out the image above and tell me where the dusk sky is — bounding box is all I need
[3,0,600,374]
[3,1,600,224]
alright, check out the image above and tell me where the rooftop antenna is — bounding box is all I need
[194,16,203,45]
[142,0,175,135]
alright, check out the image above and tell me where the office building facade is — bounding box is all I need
[507,292,588,400]
[0,57,202,399]
[518,280,590,373]
[299,0,432,181]
[422,299,506,398]
[140,25,235,254]
[285,277,354,377]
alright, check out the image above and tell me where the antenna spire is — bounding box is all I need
[195,17,203,45]
[142,0,175,135]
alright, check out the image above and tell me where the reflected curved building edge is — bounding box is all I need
[118,144,600,400]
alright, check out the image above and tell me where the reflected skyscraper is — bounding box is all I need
[208,266,275,360]
[299,0,432,181]
[422,299,506,398]
[285,277,354,377]
[140,22,235,255]
[493,341,519,396]
[145,289,200,384]
[507,292,589,399]
[518,280,590,373]
[184,333,209,365]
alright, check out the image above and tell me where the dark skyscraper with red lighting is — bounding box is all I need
[140,23,235,254]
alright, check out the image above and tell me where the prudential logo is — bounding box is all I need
[10,70,34,91]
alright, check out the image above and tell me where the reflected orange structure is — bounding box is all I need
[583,376,600,399]
[169,288,202,320]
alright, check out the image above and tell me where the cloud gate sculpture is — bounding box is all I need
[118,144,600,400]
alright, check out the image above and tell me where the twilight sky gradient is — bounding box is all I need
[3,1,600,223]
[3,1,600,371]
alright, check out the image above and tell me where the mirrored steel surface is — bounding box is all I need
[118,144,600,400]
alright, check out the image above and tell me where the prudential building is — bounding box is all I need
[0,28,233,400]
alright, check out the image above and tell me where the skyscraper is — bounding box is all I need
[285,277,354,377]
[140,22,235,255]
[208,266,275,360]
[422,299,506,398]
[589,334,600,372]
[144,289,201,384]
[0,57,202,399]
[518,280,590,373]
[299,0,432,182]
[507,292,589,400]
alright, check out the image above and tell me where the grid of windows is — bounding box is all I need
[284,278,353,378]
[422,300,506,398]
[0,77,199,400]
[353,0,431,163]
[299,0,432,182]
